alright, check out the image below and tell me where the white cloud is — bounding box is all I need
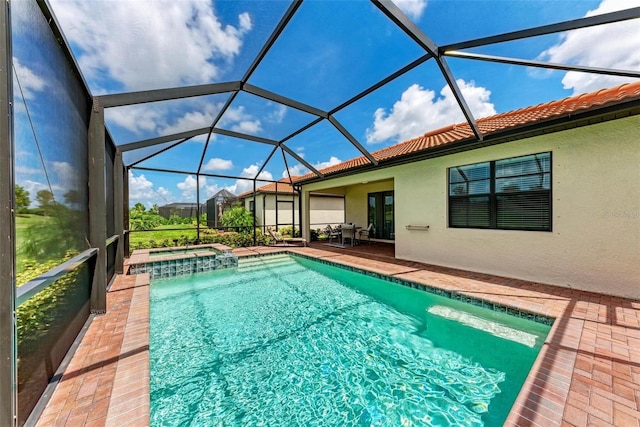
[238,12,252,32]
[221,106,263,135]
[230,119,262,134]
[12,58,46,100]
[177,174,205,199]
[393,0,428,20]
[154,187,172,203]
[50,0,252,91]
[225,164,273,195]
[129,172,154,199]
[105,99,220,137]
[175,174,223,201]
[285,164,308,178]
[160,104,219,136]
[366,80,496,144]
[283,156,342,178]
[15,162,80,200]
[267,104,287,124]
[203,157,233,171]
[19,180,49,201]
[128,171,172,206]
[15,165,42,176]
[315,156,343,170]
[105,98,256,140]
[538,0,640,95]
[105,105,161,135]
[241,164,273,182]
[51,161,79,189]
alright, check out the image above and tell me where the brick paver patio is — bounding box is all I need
[35,243,640,426]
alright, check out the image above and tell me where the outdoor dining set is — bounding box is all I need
[326,223,373,246]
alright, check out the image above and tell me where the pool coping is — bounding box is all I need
[36,246,640,426]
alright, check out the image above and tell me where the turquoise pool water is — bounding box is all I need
[150,255,550,426]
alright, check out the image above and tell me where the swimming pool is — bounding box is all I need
[150,254,550,426]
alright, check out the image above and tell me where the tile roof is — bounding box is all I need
[237,180,295,198]
[297,81,640,181]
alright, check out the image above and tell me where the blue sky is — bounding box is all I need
[13,0,640,208]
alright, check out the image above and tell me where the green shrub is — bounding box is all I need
[16,251,82,347]
[16,253,90,406]
[129,229,268,252]
[220,206,253,232]
[278,226,299,237]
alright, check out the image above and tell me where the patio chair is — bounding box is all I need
[358,223,373,244]
[341,224,356,247]
[268,227,307,247]
[326,225,341,244]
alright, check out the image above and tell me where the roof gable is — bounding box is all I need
[208,189,238,201]
[237,180,296,198]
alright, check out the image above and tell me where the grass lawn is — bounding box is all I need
[16,214,54,273]
[129,224,199,247]
[16,214,52,250]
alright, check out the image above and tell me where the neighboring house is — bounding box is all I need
[238,181,345,233]
[158,202,205,219]
[298,82,640,301]
[206,189,239,228]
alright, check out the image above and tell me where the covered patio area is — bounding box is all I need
[308,240,395,260]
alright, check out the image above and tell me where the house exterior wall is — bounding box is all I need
[264,194,298,230]
[243,194,264,227]
[302,115,640,300]
[244,193,345,231]
[309,195,345,229]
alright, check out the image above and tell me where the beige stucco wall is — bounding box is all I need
[243,195,264,226]
[262,194,298,229]
[309,195,345,229]
[245,193,345,231]
[344,180,394,228]
[303,115,640,299]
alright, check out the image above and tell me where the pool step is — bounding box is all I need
[237,255,295,272]
[237,255,293,269]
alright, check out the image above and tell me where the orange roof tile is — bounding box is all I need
[237,179,296,198]
[296,81,640,182]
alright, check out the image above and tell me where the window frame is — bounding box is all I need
[447,152,552,232]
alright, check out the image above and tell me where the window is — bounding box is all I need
[249,200,254,212]
[448,152,551,231]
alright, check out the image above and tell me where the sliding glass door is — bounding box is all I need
[368,191,394,240]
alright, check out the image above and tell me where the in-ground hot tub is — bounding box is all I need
[128,244,237,279]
